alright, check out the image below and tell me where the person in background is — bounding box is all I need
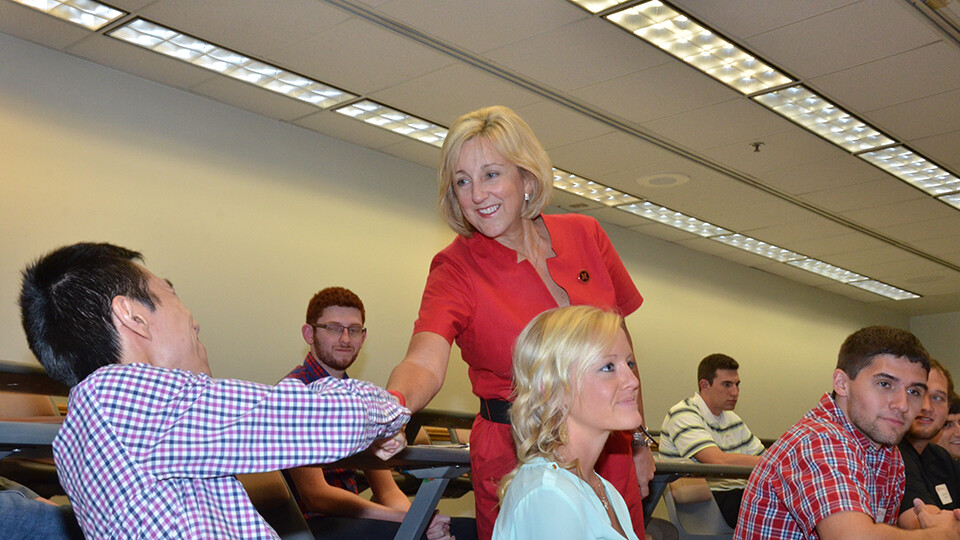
[933,392,960,461]
[493,306,643,540]
[735,326,960,539]
[899,360,960,529]
[0,476,83,539]
[659,353,763,528]
[19,243,408,539]
[285,287,469,540]
[386,105,652,540]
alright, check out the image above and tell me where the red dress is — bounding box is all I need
[414,213,644,539]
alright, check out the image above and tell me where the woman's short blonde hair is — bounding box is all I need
[438,106,553,237]
[498,305,623,500]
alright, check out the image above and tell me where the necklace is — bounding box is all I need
[584,471,610,510]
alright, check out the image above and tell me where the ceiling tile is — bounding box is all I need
[369,62,542,126]
[377,0,586,53]
[784,232,889,259]
[909,131,960,171]
[484,17,668,93]
[811,42,960,112]
[513,101,614,150]
[570,61,736,124]
[702,127,848,176]
[843,197,960,229]
[671,0,859,39]
[745,0,938,78]
[139,0,350,57]
[640,98,795,153]
[272,17,455,95]
[549,131,680,179]
[378,139,441,170]
[864,88,960,141]
[816,281,891,304]
[800,178,927,213]
[909,235,960,255]
[874,214,960,242]
[742,218,857,246]
[821,245,916,271]
[756,155,887,196]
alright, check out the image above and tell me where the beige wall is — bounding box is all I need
[2,33,944,440]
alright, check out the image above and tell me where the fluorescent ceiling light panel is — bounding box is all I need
[12,0,125,30]
[334,100,447,147]
[553,169,640,206]
[605,0,792,94]
[848,280,919,300]
[858,146,960,196]
[712,234,804,262]
[109,19,355,108]
[568,0,632,14]
[938,192,960,210]
[618,201,731,237]
[786,258,866,283]
[753,86,894,152]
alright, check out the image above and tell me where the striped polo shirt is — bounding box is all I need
[659,393,764,491]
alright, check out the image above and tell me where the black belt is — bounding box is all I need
[479,398,511,424]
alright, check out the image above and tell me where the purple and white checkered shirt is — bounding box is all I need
[54,362,409,539]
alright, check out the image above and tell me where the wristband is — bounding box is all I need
[387,390,406,408]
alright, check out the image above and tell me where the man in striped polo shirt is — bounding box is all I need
[659,353,764,528]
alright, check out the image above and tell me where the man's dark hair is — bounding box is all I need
[948,392,960,416]
[837,325,930,380]
[930,358,955,399]
[19,243,157,387]
[698,353,739,385]
[305,287,365,324]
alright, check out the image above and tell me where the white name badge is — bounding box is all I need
[937,483,953,506]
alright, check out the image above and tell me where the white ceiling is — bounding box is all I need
[3,0,960,315]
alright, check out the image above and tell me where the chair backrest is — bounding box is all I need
[237,471,314,540]
[664,478,734,540]
[0,391,60,419]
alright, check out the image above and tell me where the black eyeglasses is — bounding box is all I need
[312,323,366,339]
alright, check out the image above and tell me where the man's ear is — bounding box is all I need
[833,369,850,397]
[699,378,710,392]
[112,295,151,340]
[301,324,314,346]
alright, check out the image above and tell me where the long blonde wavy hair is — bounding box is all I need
[498,305,623,500]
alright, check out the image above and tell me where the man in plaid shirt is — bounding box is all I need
[735,326,960,539]
[18,243,409,539]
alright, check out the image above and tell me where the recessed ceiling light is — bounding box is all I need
[712,234,804,262]
[553,169,641,206]
[786,258,866,283]
[618,201,731,237]
[567,0,632,13]
[938,192,960,210]
[858,146,960,196]
[604,0,793,94]
[753,85,894,152]
[11,0,125,30]
[334,100,448,147]
[109,19,355,109]
[848,280,919,300]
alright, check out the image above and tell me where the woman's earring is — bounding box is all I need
[524,193,530,202]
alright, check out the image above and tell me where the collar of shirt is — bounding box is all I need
[813,392,895,458]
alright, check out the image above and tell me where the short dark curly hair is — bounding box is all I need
[837,325,929,380]
[306,287,364,324]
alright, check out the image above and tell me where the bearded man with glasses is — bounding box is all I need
[284,287,472,540]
